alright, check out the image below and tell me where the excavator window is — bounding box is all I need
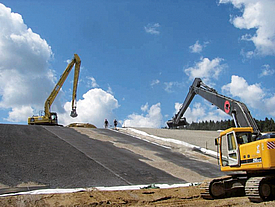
[236,132,252,144]
[226,132,240,166]
[227,133,236,151]
[51,113,57,121]
[221,134,229,166]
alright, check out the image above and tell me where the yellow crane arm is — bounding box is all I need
[70,54,81,117]
[44,54,81,118]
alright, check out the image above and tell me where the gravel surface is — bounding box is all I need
[131,128,219,152]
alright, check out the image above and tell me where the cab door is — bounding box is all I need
[226,131,240,166]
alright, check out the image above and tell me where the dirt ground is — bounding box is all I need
[1,186,275,207]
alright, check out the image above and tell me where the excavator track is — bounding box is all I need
[200,175,247,199]
[245,176,275,202]
[200,176,243,199]
[200,179,213,199]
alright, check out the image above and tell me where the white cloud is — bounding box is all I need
[222,75,264,109]
[265,95,275,116]
[189,40,209,53]
[5,106,34,122]
[58,88,119,127]
[87,76,99,88]
[141,102,149,112]
[0,3,54,122]
[123,103,162,128]
[151,79,160,87]
[259,64,275,77]
[164,82,174,93]
[144,23,160,35]
[222,75,275,116]
[184,57,226,83]
[220,0,275,56]
[107,85,113,94]
[164,81,184,93]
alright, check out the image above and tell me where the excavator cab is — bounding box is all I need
[28,112,58,125]
[216,127,254,169]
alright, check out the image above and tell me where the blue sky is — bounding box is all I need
[0,0,274,128]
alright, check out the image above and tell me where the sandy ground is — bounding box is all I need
[1,186,275,206]
[1,127,275,206]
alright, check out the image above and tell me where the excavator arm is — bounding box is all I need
[169,78,260,134]
[70,54,81,117]
[44,54,81,119]
[28,54,81,125]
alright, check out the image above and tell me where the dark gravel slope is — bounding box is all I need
[0,124,128,188]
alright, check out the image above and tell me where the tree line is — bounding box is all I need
[184,117,275,132]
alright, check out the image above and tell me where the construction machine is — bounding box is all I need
[169,78,275,202]
[28,54,81,125]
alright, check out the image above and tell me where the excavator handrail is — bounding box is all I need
[171,78,260,134]
[44,54,81,118]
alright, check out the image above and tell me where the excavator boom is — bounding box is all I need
[169,78,260,134]
[28,54,81,125]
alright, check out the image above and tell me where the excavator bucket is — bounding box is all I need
[70,109,78,118]
[167,118,187,129]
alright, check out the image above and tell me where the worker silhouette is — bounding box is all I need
[104,119,109,128]
[114,119,118,130]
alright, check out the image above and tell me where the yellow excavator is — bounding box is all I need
[28,54,81,125]
[169,78,275,202]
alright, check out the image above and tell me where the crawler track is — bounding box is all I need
[201,174,275,202]
[245,176,275,202]
[200,175,246,199]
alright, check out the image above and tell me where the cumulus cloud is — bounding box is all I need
[144,23,160,35]
[0,3,54,122]
[220,0,275,56]
[123,103,162,128]
[5,106,34,122]
[222,75,275,116]
[222,75,264,109]
[58,88,119,127]
[189,40,209,53]
[184,57,226,83]
[259,64,275,77]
